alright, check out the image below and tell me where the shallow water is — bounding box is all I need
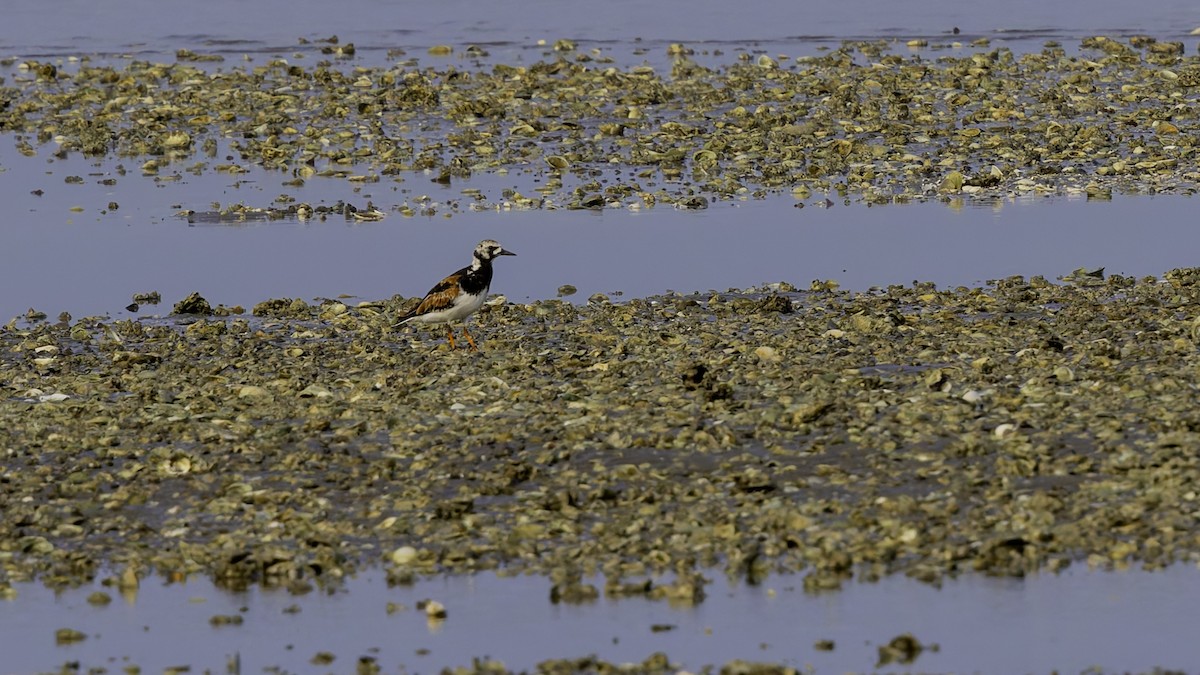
[3,0,1198,64]
[4,141,1200,322]
[4,565,1198,673]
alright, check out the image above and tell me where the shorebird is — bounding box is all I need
[394,239,516,350]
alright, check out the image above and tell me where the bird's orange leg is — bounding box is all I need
[446,327,457,349]
[463,326,479,351]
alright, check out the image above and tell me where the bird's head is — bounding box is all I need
[475,239,517,262]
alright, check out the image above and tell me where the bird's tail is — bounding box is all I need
[393,305,419,329]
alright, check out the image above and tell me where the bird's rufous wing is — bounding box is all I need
[397,269,466,323]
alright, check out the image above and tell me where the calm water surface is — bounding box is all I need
[2,143,1199,321]
[3,565,1199,673]
[3,0,1198,62]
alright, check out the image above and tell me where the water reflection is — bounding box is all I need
[4,146,1200,323]
[3,566,1197,673]
[2,0,1197,65]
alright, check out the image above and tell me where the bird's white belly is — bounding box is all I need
[410,288,488,324]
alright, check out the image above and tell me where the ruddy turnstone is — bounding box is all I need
[395,239,516,350]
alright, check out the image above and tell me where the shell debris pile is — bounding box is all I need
[2,35,1200,210]
[3,269,1200,591]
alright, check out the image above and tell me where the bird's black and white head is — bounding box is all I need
[473,239,517,265]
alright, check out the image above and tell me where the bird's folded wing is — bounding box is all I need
[396,271,465,324]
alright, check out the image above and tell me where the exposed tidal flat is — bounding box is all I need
[6,269,1200,590]
[5,30,1200,673]
[7,272,1200,671]
[2,33,1200,213]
